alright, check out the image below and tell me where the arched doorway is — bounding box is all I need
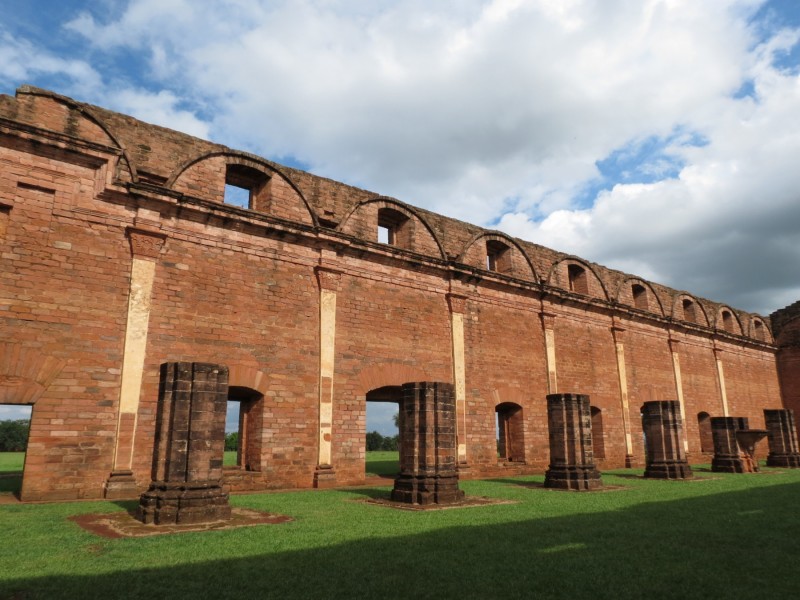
[495,402,525,462]
[365,385,402,478]
[0,404,32,499]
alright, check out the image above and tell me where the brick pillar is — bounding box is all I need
[642,401,693,479]
[137,362,231,524]
[764,409,800,467]
[711,417,752,473]
[544,393,603,490]
[391,382,464,505]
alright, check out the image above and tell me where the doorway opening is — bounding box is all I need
[225,386,263,471]
[0,404,32,499]
[365,386,402,478]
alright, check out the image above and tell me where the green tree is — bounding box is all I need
[366,431,384,451]
[0,419,30,452]
[224,431,239,452]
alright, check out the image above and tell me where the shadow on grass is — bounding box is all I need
[364,459,399,478]
[0,473,21,495]
[4,481,800,600]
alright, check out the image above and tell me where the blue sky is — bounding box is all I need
[2,1,800,434]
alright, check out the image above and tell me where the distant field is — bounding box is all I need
[365,450,399,477]
[224,450,237,467]
[0,452,24,472]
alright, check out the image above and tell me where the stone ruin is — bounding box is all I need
[391,381,465,505]
[544,393,603,491]
[764,408,800,467]
[642,401,693,479]
[137,362,232,524]
[710,416,768,473]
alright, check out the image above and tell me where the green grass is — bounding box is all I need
[365,450,399,477]
[0,452,25,472]
[2,466,800,599]
[223,451,237,467]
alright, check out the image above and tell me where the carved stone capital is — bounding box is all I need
[127,227,166,260]
[316,266,342,292]
[447,294,468,314]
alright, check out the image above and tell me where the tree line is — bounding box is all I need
[366,431,399,451]
[0,419,30,452]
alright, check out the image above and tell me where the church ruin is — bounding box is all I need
[0,85,797,501]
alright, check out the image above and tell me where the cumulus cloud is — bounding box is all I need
[7,0,800,314]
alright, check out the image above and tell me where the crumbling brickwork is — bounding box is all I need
[0,85,790,500]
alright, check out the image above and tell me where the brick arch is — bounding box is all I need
[614,277,666,316]
[713,305,744,335]
[17,87,137,183]
[457,231,538,282]
[546,256,610,301]
[0,343,66,405]
[747,316,774,343]
[227,365,269,396]
[165,150,318,226]
[671,293,710,327]
[357,364,433,396]
[337,197,446,259]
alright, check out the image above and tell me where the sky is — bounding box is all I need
[1,0,800,435]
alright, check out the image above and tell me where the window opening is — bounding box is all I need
[632,284,648,310]
[377,207,409,248]
[753,321,765,341]
[682,299,696,323]
[568,264,588,294]
[721,310,733,333]
[486,240,511,274]
[224,164,269,210]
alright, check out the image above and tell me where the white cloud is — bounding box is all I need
[9,0,800,314]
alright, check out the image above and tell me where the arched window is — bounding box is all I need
[590,406,605,459]
[568,264,588,294]
[721,310,733,333]
[753,321,765,341]
[496,403,525,462]
[377,207,410,248]
[632,284,648,310]
[682,299,696,324]
[486,239,511,274]
[697,412,713,453]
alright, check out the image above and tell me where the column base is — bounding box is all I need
[644,460,693,479]
[544,464,603,491]
[313,465,337,489]
[103,470,139,499]
[136,480,231,525]
[712,454,758,473]
[391,472,465,505]
[624,454,638,468]
[766,453,800,468]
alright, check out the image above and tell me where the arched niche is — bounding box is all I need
[337,198,445,259]
[615,278,665,316]
[547,258,609,301]
[714,306,743,335]
[167,151,316,226]
[672,294,710,327]
[457,232,538,282]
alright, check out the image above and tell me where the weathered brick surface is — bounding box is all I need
[642,401,692,479]
[544,393,603,491]
[0,85,792,500]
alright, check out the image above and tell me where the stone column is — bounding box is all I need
[711,416,750,473]
[392,381,464,505]
[611,324,635,467]
[137,362,231,525]
[544,393,603,491]
[667,337,689,452]
[642,401,693,479]
[105,227,166,499]
[764,409,800,467]
[447,294,469,465]
[541,312,557,394]
[314,265,341,488]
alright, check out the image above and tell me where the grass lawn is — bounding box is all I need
[365,450,399,476]
[2,466,800,599]
[0,452,25,473]
[223,451,237,467]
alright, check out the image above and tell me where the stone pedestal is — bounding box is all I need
[711,417,764,473]
[544,393,602,491]
[313,465,338,488]
[103,469,138,499]
[764,409,800,468]
[642,401,693,479]
[391,382,464,505]
[137,362,232,524]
